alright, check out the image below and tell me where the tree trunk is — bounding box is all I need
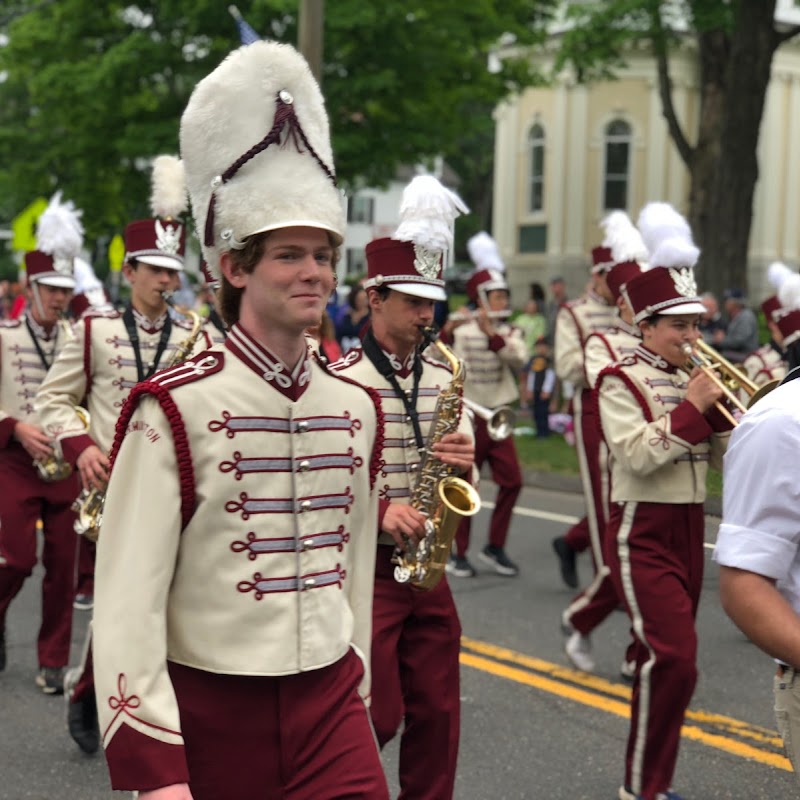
[686,30,729,252]
[699,0,778,299]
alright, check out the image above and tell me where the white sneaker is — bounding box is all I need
[565,631,595,672]
[620,659,637,683]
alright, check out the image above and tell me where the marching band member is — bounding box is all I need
[93,41,388,799]
[442,247,528,578]
[597,202,732,800]
[199,261,227,344]
[0,194,80,694]
[35,155,208,754]
[560,212,645,677]
[715,266,800,787]
[332,175,474,800]
[551,246,615,588]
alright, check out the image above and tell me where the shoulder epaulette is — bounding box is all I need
[149,351,225,390]
[328,348,363,372]
[0,318,22,329]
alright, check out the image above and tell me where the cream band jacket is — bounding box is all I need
[0,316,70,447]
[93,324,382,790]
[331,345,474,546]
[554,291,615,389]
[35,309,210,463]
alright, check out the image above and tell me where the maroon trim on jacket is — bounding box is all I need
[61,432,97,466]
[109,381,195,530]
[104,722,189,792]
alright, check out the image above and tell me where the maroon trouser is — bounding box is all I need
[605,501,704,800]
[455,416,522,557]
[0,444,80,667]
[75,536,95,597]
[371,546,461,800]
[168,649,389,800]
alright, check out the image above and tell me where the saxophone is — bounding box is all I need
[72,295,204,542]
[392,328,481,590]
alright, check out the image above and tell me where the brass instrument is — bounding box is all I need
[448,309,512,323]
[162,291,204,368]
[72,295,204,542]
[462,398,516,442]
[681,340,779,426]
[392,328,481,590]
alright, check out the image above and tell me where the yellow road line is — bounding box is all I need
[460,637,792,773]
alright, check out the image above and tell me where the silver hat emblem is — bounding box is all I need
[671,267,697,298]
[413,244,441,280]
[155,219,181,255]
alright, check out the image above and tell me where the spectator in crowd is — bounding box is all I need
[698,292,727,341]
[546,276,568,345]
[516,298,547,353]
[307,310,343,365]
[713,288,759,363]
[526,335,555,437]
[336,283,370,353]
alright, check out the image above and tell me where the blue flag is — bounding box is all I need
[228,5,261,46]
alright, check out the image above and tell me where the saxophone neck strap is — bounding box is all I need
[123,304,173,382]
[362,328,425,451]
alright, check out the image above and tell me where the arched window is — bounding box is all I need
[603,119,631,210]
[528,123,545,213]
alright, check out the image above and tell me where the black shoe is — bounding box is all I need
[66,673,99,755]
[478,545,519,577]
[36,666,65,695]
[552,536,578,588]
[0,627,5,672]
[445,555,476,578]
[73,593,94,611]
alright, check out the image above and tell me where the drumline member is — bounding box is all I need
[332,175,474,800]
[560,212,645,677]
[35,155,209,754]
[715,265,800,787]
[442,252,528,578]
[597,202,733,800]
[0,193,81,694]
[551,248,616,588]
[93,41,388,800]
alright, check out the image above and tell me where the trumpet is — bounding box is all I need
[462,398,516,441]
[681,340,779,426]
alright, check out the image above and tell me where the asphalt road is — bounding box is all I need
[0,482,794,800]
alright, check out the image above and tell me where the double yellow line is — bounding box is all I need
[460,636,791,772]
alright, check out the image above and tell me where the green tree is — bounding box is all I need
[0,0,555,260]
[556,0,800,299]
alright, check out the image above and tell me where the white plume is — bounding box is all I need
[73,256,103,294]
[600,210,649,265]
[467,231,504,272]
[637,202,698,268]
[394,175,468,255]
[35,191,84,259]
[772,263,800,310]
[150,155,188,219]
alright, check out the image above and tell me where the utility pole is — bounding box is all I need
[298,0,324,83]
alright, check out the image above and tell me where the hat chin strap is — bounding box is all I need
[30,282,47,325]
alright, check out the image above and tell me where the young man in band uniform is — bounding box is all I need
[92,41,388,800]
[442,263,528,577]
[332,175,474,800]
[596,203,732,800]
[35,155,209,753]
[0,194,81,694]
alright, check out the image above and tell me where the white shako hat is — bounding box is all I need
[625,202,705,324]
[180,41,345,280]
[364,174,468,302]
[24,192,82,289]
[124,155,188,271]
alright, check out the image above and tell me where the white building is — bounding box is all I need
[492,1,800,305]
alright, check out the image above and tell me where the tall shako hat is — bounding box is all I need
[590,246,615,274]
[467,231,505,273]
[768,261,800,346]
[180,41,345,280]
[124,155,187,271]
[365,175,468,302]
[24,192,82,289]
[599,210,648,302]
[625,202,705,324]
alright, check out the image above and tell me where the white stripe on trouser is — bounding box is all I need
[616,501,655,797]
[572,392,602,565]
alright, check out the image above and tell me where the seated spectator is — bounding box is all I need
[713,288,759,363]
[699,292,727,341]
[336,283,370,353]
